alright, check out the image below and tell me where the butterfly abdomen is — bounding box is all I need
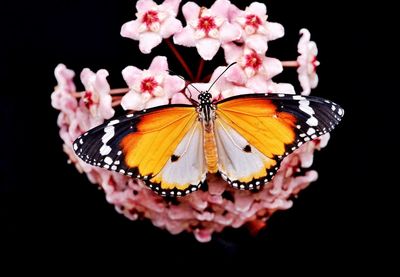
[204,125,218,173]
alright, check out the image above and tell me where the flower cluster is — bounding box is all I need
[52,0,324,242]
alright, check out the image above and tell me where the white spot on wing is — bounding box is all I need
[108,119,120,126]
[293,95,305,100]
[299,100,315,115]
[100,145,111,156]
[104,156,113,165]
[73,143,78,151]
[306,116,318,126]
[307,128,316,135]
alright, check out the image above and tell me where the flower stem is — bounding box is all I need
[196,59,205,82]
[165,38,194,81]
[281,61,299,67]
[73,88,129,98]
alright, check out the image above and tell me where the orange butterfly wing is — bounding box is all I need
[215,94,343,189]
[75,105,206,196]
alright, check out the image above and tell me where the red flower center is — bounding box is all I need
[140,77,158,94]
[197,16,216,34]
[311,56,319,72]
[245,51,262,70]
[245,14,262,29]
[142,10,159,27]
[83,91,94,109]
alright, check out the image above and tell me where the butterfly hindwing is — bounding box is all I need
[215,93,344,189]
[74,104,206,197]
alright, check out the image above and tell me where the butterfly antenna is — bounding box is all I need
[166,69,199,104]
[206,62,237,93]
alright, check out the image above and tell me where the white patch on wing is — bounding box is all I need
[152,122,206,187]
[214,119,273,182]
[299,100,318,127]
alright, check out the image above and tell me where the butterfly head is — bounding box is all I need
[198,92,212,104]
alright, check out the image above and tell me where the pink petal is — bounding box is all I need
[231,86,254,96]
[222,42,243,64]
[268,82,296,94]
[195,38,221,60]
[317,133,330,149]
[93,69,110,95]
[120,20,141,40]
[162,0,182,15]
[266,22,284,41]
[194,229,212,243]
[246,75,268,93]
[298,72,311,95]
[121,91,146,111]
[149,56,169,73]
[182,2,200,21]
[54,64,75,89]
[210,0,231,18]
[310,73,319,89]
[136,0,157,12]
[263,57,283,78]
[160,17,182,38]
[98,94,115,120]
[173,26,196,47]
[80,68,95,89]
[245,35,268,54]
[219,22,242,43]
[122,66,143,87]
[248,2,267,18]
[228,3,241,21]
[298,28,311,55]
[234,194,253,212]
[225,65,247,85]
[171,93,192,104]
[145,96,169,108]
[164,75,185,97]
[138,32,163,54]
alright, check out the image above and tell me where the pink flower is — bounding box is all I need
[297,28,320,95]
[222,44,295,94]
[173,0,241,60]
[229,2,284,54]
[121,0,183,54]
[121,56,185,111]
[80,68,115,126]
[51,64,78,117]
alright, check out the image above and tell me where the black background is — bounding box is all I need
[0,0,389,271]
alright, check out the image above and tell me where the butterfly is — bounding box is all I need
[73,68,344,197]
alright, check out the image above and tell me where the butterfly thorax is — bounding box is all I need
[198,92,216,125]
[198,92,218,173]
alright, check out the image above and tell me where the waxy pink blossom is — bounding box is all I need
[121,0,183,54]
[121,56,185,111]
[173,0,241,60]
[80,68,115,128]
[51,64,77,118]
[222,44,295,94]
[229,2,284,54]
[297,28,319,95]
